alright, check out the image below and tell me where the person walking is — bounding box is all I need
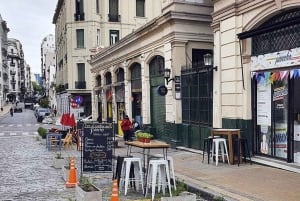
[121,115,132,141]
[131,118,141,132]
[10,107,13,117]
[53,106,57,117]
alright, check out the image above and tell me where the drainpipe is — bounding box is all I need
[238,40,245,90]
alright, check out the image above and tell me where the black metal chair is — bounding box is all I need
[202,136,220,164]
[233,138,252,166]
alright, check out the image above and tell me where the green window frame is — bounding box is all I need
[77,63,85,81]
[76,29,84,48]
[136,0,145,17]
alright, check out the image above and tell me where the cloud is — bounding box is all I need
[0,0,56,73]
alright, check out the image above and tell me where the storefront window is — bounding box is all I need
[255,70,294,160]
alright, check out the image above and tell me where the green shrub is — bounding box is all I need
[37,127,48,139]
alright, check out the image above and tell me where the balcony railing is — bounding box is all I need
[75,81,86,89]
[108,13,120,22]
[74,13,85,21]
[10,70,16,75]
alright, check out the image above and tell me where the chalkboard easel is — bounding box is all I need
[81,122,114,174]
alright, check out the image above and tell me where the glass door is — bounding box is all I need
[272,79,289,159]
[293,77,300,163]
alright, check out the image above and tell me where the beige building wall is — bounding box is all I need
[53,0,163,115]
[90,0,213,124]
[211,0,300,127]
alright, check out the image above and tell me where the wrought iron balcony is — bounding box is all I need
[74,13,85,21]
[108,13,120,22]
[75,81,86,89]
[10,70,16,75]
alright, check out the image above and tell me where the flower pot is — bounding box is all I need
[144,138,151,143]
[75,184,102,201]
[138,137,145,143]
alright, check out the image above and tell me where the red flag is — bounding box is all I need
[64,113,70,126]
[69,113,76,127]
[60,114,65,125]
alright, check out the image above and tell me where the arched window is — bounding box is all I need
[252,8,300,55]
[105,72,112,85]
[149,55,164,77]
[96,75,101,87]
[116,68,124,83]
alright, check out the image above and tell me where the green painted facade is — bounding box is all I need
[146,118,253,152]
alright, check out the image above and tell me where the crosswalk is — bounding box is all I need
[0,123,52,137]
[0,123,41,127]
[0,131,38,137]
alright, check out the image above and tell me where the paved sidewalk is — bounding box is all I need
[115,140,300,201]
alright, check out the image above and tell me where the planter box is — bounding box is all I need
[53,158,67,169]
[161,191,196,201]
[75,184,102,201]
[62,165,79,182]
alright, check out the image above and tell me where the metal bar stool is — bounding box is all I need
[233,138,252,166]
[145,159,172,201]
[202,136,220,164]
[119,157,144,195]
[211,138,230,166]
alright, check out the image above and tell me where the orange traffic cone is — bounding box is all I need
[110,179,119,201]
[66,157,78,188]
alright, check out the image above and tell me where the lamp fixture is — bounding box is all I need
[164,68,174,85]
[203,53,218,71]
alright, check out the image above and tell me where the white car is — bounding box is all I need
[77,115,93,123]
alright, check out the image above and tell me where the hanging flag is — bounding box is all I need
[290,69,294,79]
[280,70,289,80]
[264,72,271,85]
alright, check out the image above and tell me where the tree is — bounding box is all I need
[40,98,49,108]
[32,81,42,92]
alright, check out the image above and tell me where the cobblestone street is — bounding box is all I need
[0,135,77,200]
[0,133,154,201]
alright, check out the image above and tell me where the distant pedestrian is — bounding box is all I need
[10,107,13,117]
[121,115,132,141]
[1,107,3,112]
[53,107,57,117]
[131,118,140,132]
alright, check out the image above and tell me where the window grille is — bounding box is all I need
[252,9,300,55]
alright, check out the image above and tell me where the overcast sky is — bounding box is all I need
[0,0,56,74]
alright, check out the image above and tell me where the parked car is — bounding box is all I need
[36,107,51,122]
[76,115,93,123]
[14,106,22,113]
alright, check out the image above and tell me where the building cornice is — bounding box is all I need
[89,10,212,68]
[52,0,64,24]
[211,0,275,31]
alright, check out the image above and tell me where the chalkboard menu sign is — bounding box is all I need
[82,122,113,172]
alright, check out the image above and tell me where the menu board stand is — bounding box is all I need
[80,122,115,175]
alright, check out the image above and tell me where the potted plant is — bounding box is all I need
[136,132,153,143]
[75,175,102,201]
[53,152,66,169]
[37,127,48,139]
